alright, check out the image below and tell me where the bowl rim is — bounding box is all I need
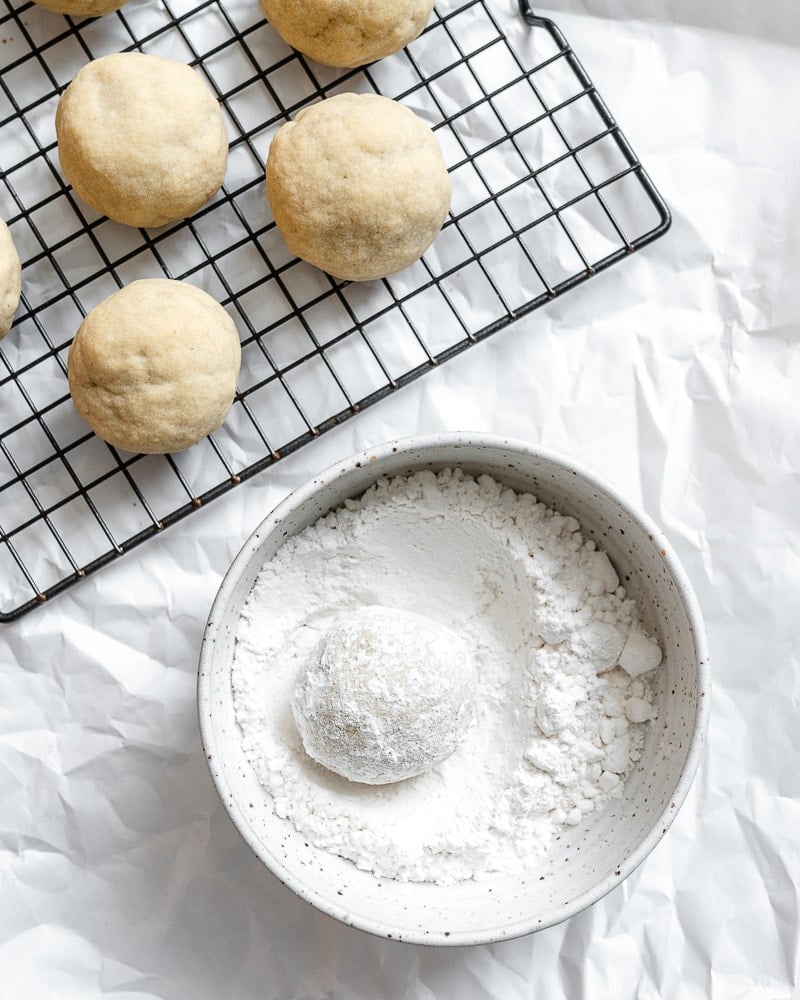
[198,431,711,946]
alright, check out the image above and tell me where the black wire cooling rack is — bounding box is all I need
[0,0,670,621]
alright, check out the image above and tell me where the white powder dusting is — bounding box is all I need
[292,605,476,784]
[232,469,662,885]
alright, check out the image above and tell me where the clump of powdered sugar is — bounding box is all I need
[232,469,662,885]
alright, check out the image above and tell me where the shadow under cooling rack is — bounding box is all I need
[0,0,670,620]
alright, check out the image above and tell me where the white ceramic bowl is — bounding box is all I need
[198,434,709,945]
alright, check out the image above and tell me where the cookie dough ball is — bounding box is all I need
[0,221,21,339]
[68,279,241,454]
[260,0,434,68]
[32,0,128,16]
[292,606,476,785]
[266,94,451,281]
[56,53,228,228]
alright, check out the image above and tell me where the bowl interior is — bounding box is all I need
[199,438,707,944]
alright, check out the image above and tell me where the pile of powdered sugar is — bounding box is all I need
[232,469,663,885]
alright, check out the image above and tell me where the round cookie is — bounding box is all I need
[260,0,434,68]
[266,93,451,281]
[56,53,228,228]
[0,220,22,339]
[68,279,241,454]
[292,606,476,785]
[32,0,129,16]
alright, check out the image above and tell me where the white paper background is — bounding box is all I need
[2,0,800,996]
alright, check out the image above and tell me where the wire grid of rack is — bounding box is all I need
[0,0,670,621]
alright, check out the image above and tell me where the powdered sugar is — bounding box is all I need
[232,469,661,885]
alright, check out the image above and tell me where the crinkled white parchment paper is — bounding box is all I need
[2,0,799,996]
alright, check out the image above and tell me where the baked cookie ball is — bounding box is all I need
[260,0,434,68]
[266,93,451,281]
[56,53,228,228]
[68,279,241,454]
[0,220,21,339]
[32,0,128,16]
[292,606,476,785]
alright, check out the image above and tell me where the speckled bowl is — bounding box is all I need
[198,434,709,945]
